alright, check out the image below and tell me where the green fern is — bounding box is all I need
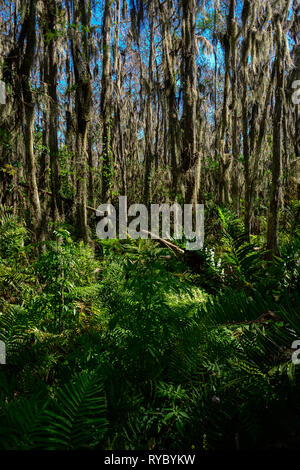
[0,371,108,450]
[35,370,108,450]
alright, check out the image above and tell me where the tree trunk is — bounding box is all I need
[20,0,43,241]
[181,0,198,206]
[45,0,63,223]
[143,10,154,205]
[70,0,92,242]
[160,0,179,199]
[100,0,113,202]
[267,56,284,258]
[229,0,239,214]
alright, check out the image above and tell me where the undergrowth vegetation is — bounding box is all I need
[1,205,300,450]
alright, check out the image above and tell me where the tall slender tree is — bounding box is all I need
[70,0,92,241]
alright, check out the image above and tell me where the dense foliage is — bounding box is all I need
[1,206,300,450]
